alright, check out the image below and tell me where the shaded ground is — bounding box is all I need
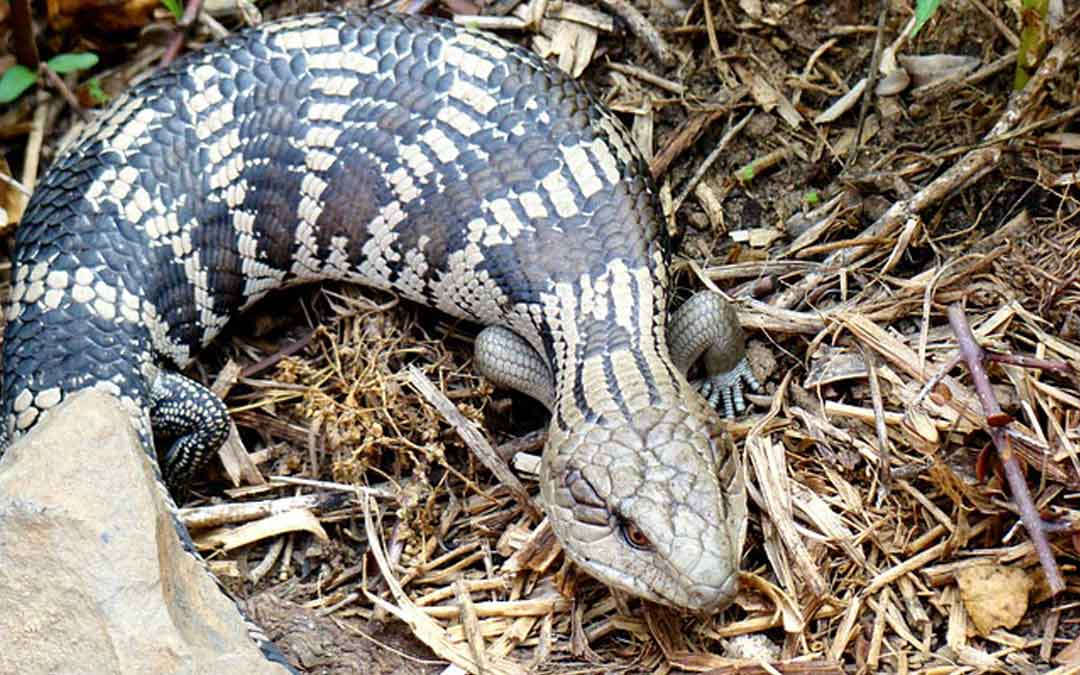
[244,593,444,674]
[2,0,1079,673]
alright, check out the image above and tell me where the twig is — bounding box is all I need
[966,0,1020,47]
[859,344,892,498]
[947,303,1065,595]
[593,0,675,66]
[846,0,888,170]
[0,172,33,198]
[269,475,399,500]
[178,491,349,529]
[649,109,726,180]
[700,0,724,76]
[20,90,51,195]
[606,62,685,94]
[984,349,1075,374]
[670,111,754,216]
[39,65,89,121]
[10,0,39,68]
[907,351,963,411]
[162,0,208,66]
[774,30,1078,310]
[405,366,542,521]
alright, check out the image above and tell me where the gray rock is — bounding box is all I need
[0,390,290,675]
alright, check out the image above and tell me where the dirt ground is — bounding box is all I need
[2,0,1079,673]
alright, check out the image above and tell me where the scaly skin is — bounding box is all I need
[0,11,747,612]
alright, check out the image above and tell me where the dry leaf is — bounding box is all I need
[955,564,1032,635]
[1054,632,1080,665]
[0,155,27,227]
[47,0,158,31]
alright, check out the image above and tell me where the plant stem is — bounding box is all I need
[948,303,1065,594]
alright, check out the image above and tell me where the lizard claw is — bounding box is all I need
[698,358,761,418]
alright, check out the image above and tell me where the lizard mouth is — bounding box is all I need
[683,573,740,613]
[568,553,739,614]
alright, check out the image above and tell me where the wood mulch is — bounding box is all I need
[2,0,1079,673]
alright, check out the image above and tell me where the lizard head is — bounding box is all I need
[541,391,747,612]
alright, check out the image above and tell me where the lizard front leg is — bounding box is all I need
[667,291,761,417]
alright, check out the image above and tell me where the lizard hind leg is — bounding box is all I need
[149,371,231,490]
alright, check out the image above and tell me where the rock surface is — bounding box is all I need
[0,390,290,675]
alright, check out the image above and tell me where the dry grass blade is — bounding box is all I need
[195,508,329,552]
[406,365,541,521]
[11,2,1078,672]
[363,495,528,675]
[775,29,1079,309]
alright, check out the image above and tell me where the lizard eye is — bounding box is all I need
[621,520,654,550]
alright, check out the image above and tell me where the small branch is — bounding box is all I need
[162,0,208,67]
[774,30,1078,310]
[859,343,892,498]
[846,0,888,170]
[593,0,675,66]
[606,61,685,95]
[19,90,51,195]
[10,0,39,68]
[984,349,1075,374]
[948,304,1065,595]
[406,366,542,521]
[39,65,89,122]
[670,111,753,216]
[0,172,33,198]
[178,491,350,530]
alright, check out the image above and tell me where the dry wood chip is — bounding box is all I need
[729,572,805,635]
[216,424,266,487]
[747,435,828,598]
[194,508,328,551]
[1054,632,1080,665]
[501,518,561,574]
[729,227,784,248]
[789,481,864,566]
[553,2,613,31]
[548,19,598,78]
[446,617,513,642]
[420,597,571,620]
[455,578,487,671]
[0,154,29,226]
[692,179,725,228]
[804,345,868,387]
[733,62,802,128]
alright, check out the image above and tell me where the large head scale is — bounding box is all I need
[541,388,747,612]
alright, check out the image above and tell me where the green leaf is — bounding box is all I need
[46,52,99,75]
[161,0,183,20]
[0,65,39,104]
[735,163,755,182]
[86,77,109,105]
[804,190,820,206]
[912,0,943,37]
